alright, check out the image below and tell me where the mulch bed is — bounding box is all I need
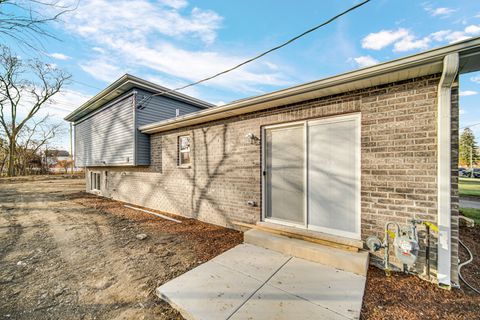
[69,191,479,319]
[68,192,243,263]
[361,225,480,319]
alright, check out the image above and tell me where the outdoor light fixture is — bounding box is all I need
[247,200,256,207]
[245,132,259,144]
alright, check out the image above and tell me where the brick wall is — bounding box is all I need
[87,74,459,282]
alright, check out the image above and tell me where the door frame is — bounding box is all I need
[261,113,361,240]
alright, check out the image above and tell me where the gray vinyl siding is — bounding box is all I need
[74,94,134,167]
[134,89,205,165]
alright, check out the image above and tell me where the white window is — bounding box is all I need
[90,172,101,191]
[178,135,191,166]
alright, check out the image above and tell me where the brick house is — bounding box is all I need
[65,37,480,288]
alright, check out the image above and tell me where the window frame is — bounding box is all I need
[90,171,101,191]
[178,135,191,167]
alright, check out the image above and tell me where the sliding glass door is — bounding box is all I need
[307,115,360,238]
[263,114,360,239]
[264,124,305,226]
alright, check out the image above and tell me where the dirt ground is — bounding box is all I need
[1,176,479,320]
[0,176,242,320]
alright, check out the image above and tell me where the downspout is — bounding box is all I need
[437,52,459,288]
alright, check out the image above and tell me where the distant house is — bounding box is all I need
[66,38,480,289]
[44,149,71,172]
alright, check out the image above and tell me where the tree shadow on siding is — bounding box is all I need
[189,124,238,225]
[113,123,241,227]
[80,95,134,167]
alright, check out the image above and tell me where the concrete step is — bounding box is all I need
[244,229,369,276]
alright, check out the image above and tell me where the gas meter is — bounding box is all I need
[393,234,419,266]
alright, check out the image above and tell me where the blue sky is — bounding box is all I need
[4,0,480,149]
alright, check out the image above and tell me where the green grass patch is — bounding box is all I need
[459,207,480,225]
[459,177,480,197]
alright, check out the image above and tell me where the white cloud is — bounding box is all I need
[460,90,478,97]
[59,0,292,93]
[48,53,71,60]
[471,76,480,84]
[45,89,92,117]
[159,0,188,9]
[352,55,379,68]
[362,28,409,50]
[79,59,125,83]
[65,0,222,44]
[11,88,91,123]
[425,25,480,44]
[361,28,429,52]
[393,35,430,52]
[143,75,201,98]
[465,25,480,34]
[430,30,452,42]
[362,24,480,54]
[460,108,466,115]
[425,7,456,17]
[92,47,105,54]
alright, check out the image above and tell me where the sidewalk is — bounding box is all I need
[460,197,480,209]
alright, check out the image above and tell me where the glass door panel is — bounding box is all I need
[265,124,305,225]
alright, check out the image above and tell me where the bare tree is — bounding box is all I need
[0,45,70,176]
[0,0,76,50]
[15,115,63,175]
[57,159,72,174]
[0,130,7,174]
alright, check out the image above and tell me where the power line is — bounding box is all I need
[461,122,480,130]
[69,78,103,90]
[138,0,371,108]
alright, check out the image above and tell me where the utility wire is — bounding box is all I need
[137,0,371,108]
[461,122,480,130]
[69,79,103,90]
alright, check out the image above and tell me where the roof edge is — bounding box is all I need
[64,74,214,122]
[139,37,480,134]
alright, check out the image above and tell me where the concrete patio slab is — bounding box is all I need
[157,259,263,320]
[268,257,365,319]
[157,243,366,320]
[211,244,290,282]
[229,283,347,320]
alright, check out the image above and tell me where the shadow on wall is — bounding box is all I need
[113,123,245,227]
[79,96,134,167]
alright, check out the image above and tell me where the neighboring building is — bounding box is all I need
[44,149,71,172]
[45,149,70,162]
[65,38,480,289]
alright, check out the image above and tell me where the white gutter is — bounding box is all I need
[437,53,459,288]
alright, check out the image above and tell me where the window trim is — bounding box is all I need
[178,135,191,168]
[90,171,101,191]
